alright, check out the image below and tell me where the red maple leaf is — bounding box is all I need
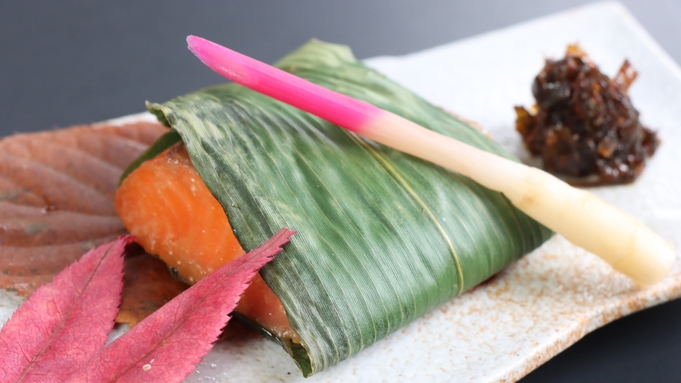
[0,236,131,383]
[0,229,294,382]
[0,228,294,383]
[66,228,295,382]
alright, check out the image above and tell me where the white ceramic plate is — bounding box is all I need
[2,2,680,382]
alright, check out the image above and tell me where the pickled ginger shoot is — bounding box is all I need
[186,35,675,285]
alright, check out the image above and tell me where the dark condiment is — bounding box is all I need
[515,44,659,186]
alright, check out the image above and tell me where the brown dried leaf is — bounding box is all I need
[0,122,167,295]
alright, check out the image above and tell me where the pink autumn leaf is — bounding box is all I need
[67,228,295,383]
[0,236,131,383]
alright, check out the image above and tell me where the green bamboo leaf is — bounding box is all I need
[147,40,552,376]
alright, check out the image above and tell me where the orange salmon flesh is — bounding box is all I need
[115,143,298,342]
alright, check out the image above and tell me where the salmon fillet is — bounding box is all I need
[115,143,298,342]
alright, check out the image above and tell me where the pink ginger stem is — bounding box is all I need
[185,36,675,285]
[186,35,382,133]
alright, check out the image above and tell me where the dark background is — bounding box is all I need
[2,1,680,381]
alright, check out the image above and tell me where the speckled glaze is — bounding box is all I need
[1,2,679,382]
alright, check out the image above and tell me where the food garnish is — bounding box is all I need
[515,44,659,185]
[0,229,293,382]
[66,228,293,383]
[186,36,674,286]
[0,237,129,383]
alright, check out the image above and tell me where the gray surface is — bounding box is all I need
[1,1,680,382]
[1,0,680,135]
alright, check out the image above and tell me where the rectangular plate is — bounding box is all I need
[1,2,679,382]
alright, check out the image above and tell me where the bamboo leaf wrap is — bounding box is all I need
[147,40,552,376]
